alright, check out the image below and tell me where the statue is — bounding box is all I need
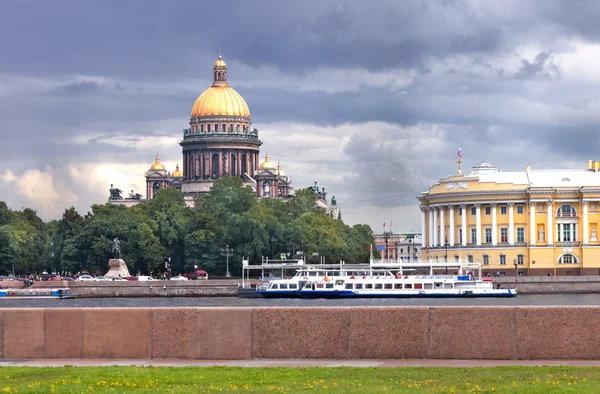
[591,226,598,242]
[252,128,258,135]
[331,195,337,206]
[228,124,233,132]
[112,237,121,259]
[538,226,545,243]
[243,125,248,133]
[108,184,123,200]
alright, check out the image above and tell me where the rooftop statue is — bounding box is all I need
[331,195,337,206]
[112,237,121,259]
[108,184,124,200]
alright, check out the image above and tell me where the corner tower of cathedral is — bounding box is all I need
[180,55,262,194]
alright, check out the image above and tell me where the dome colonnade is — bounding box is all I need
[419,161,600,276]
[180,55,261,193]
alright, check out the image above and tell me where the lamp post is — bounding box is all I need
[221,244,233,278]
[444,238,449,274]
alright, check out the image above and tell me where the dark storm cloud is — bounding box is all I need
[3,0,600,229]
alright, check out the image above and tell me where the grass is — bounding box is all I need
[0,366,599,393]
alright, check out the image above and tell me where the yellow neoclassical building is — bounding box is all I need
[419,160,600,276]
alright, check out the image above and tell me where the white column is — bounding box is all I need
[428,208,434,247]
[449,205,455,246]
[421,208,427,248]
[461,205,467,246]
[508,203,515,245]
[475,204,482,246]
[583,201,589,245]
[570,224,574,242]
[529,202,536,246]
[491,203,498,246]
[433,208,439,247]
[440,206,446,246]
[547,201,553,245]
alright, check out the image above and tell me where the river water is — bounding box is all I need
[0,294,598,308]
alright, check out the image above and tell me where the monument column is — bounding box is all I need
[583,201,589,245]
[508,203,515,245]
[439,206,446,246]
[421,208,427,248]
[461,205,467,246]
[433,207,439,247]
[237,151,241,177]
[208,152,213,178]
[428,208,434,247]
[475,204,482,246]
[529,202,536,246]
[491,203,497,246]
[547,200,554,245]
[449,205,455,246]
[218,151,223,177]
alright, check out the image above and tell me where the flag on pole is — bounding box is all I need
[457,147,462,158]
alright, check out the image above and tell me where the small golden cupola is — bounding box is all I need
[150,153,166,171]
[259,153,276,170]
[277,160,287,177]
[172,162,183,177]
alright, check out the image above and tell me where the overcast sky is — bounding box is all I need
[2,0,600,233]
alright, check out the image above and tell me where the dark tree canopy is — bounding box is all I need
[0,178,375,277]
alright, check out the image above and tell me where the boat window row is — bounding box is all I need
[295,271,391,277]
[343,283,454,290]
[269,283,298,290]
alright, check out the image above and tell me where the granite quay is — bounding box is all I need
[0,306,599,360]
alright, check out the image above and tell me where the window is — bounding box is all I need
[562,223,571,242]
[500,206,507,215]
[485,228,492,243]
[471,207,476,216]
[458,209,462,216]
[200,124,204,133]
[559,254,577,264]
[289,284,297,289]
[458,229,463,244]
[207,124,211,132]
[517,205,524,214]
[400,248,404,254]
[500,228,508,243]
[236,124,240,132]
[485,206,491,215]
[516,227,525,243]
[517,254,524,265]
[454,255,459,263]
[468,255,473,263]
[557,204,577,217]
[222,123,226,132]
[470,228,477,243]
[483,255,489,266]
[215,123,218,132]
[500,255,506,265]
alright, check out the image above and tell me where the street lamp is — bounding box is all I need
[444,238,449,274]
[221,244,233,278]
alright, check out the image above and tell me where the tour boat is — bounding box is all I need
[250,255,517,298]
[0,288,78,299]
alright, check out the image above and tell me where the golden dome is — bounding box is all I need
[214,55,226,68]
[190,55,250,118]
[191,86,250,117]
[260,153,276,170]
[172,162,183,177]
[150,154,165,171]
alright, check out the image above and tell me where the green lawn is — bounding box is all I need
[0,366,598,393]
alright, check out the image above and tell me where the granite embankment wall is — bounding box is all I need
[21,277,600,296]
[29,280,245,297]
[495,276,600,293]
[0,306,599,360]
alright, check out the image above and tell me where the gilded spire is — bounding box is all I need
[277,160,281,174]
[150,152,166,171]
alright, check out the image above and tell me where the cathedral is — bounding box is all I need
[108,54,340,219]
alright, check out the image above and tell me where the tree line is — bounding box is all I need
[0,177,376,277]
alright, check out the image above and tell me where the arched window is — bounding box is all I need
[557,204,577,218]
[236,124,240,132]
[558,254,578,264]
[200,124,204,133]
[152,182,161,198]
[217,72,221,81]
[262,181,271,197]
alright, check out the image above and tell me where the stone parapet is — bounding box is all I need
[1,306,600,360]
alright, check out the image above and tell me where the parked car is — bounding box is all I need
[77,275,96,281]
[170,276,188,281]
[95,276,110,281]
[136,276,155,281]
[111,277,127,281]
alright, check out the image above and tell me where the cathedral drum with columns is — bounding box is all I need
[180,55,261,193]
[419,160,600,276]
